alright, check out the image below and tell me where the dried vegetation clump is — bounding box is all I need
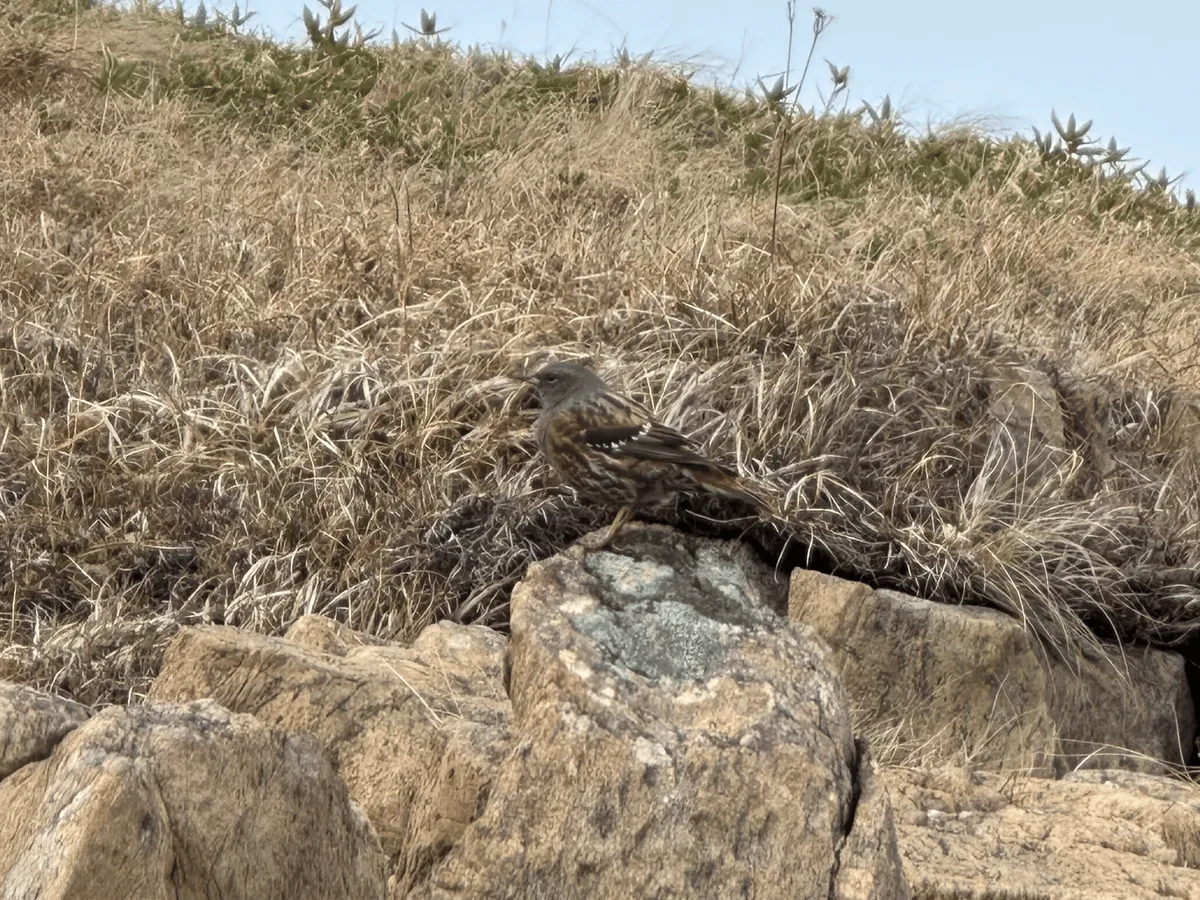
[1,0,1200,703]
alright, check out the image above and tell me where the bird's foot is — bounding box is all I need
[578,530,617,552]
[578,506,634,552]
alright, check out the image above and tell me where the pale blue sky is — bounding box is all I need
[239,0,1197,191]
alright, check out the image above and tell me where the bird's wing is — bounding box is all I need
[572,394,730,472]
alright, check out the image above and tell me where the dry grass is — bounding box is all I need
[2,0,1200,705]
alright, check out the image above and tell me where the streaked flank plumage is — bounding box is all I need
[521,361,764,547]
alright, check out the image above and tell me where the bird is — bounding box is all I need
[519,360,765,548]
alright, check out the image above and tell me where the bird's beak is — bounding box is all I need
[512,373,535,385]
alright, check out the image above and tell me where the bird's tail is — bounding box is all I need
[689,466,771,515]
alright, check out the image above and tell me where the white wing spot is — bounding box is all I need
[594,421,651,452]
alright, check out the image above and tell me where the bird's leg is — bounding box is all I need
[587,505,634,551]
[594,506,633,549]
[606,505,635,543]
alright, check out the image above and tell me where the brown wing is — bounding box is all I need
[572,393,733,474]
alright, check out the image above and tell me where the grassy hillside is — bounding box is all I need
[2,0,1200,705]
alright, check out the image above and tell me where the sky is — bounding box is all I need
[239,0,1197,192]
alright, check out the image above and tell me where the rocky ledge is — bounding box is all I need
[2,524,1197,899]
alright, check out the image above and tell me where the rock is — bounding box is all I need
[831,743,911,900]
[989,364,1067,452]
[0,699,386,899]
[789,568,1194,773]
[423,524,908,899]
[884,765,1200,899]
[149,616,513,896]
[1048,646,1193,772]
[983,363,1071,493]
[150,525,909,899]
[0,682,91,780]
[283,614,392,653]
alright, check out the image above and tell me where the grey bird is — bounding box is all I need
[519,360,765,547]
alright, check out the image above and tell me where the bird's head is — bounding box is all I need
[518,360,607,411]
